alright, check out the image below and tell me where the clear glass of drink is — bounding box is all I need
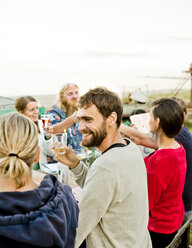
[41,114,50,129]
[53,133,67,155]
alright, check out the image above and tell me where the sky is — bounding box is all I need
[0,0,192,97]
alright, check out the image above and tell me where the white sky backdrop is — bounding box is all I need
[0,0,192,97]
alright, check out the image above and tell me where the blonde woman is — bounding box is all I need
[0,113,79,247]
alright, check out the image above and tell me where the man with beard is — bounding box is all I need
[55,87,152,248]
[46,83,82,150]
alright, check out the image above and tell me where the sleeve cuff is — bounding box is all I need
[71,161,84,174]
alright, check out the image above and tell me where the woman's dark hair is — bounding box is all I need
[15,96,37,113]
[152,98,184,138]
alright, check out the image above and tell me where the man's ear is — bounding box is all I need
[107,112,117,127]
[34,146,40,163]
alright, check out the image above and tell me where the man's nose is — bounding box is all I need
[78,121,85,132]
[72,93,78,99]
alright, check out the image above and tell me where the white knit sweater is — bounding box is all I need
[72,141,152,248]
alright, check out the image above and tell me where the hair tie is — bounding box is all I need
[8,153,19,158]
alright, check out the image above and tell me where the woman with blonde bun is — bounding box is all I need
[0,112,79,248]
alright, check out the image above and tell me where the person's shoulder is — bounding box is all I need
[60,184,79,212]
[43,176,78,207]
[124,140,144,156]
[46,105,67,122]
[145,150,168,174]
[95,141,140,166]
[58,182,76,199]
[153,147,184,165]
[145,149,163,164]
[91,154,114,172]
[47,105,61,114]
[100,140,140,159]
[61,183,73,194]
[177,126,192,141]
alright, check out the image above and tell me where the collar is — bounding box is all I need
[102,139,130,154]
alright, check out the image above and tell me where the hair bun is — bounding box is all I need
[8,153,19,158]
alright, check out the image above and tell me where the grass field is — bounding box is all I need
[148,89,191,104]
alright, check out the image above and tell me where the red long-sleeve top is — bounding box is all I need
[144,144,187,234]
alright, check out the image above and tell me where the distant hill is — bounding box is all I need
[11,89,191,110]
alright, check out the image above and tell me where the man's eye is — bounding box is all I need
[85,118,92,122]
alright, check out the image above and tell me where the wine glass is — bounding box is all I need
[41,114,50,133]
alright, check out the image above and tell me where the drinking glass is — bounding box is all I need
[53,133,67,155]
[41,114,50,129]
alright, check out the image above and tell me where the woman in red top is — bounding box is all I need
[144,98,187,248]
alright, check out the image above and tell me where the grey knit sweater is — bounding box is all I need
[72,141,152,248]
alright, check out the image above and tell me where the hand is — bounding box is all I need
[54,146,80,169]
[44,124,54,134]
[130,124,138,130]
[71,111,79,123]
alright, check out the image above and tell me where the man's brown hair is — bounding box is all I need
[79,87,123,128]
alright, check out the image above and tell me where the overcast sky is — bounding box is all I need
[0,0,192,97]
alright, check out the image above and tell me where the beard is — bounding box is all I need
[61,98,78,116]
[82,120,107,148]
[66,101,78,116]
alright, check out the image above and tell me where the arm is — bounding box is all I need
[46,111,79,134]
[54,146,89,188]
[75,167,116,247]
[147,172,163,211]
[53,115,76,133]
[71,161,89,188]
[120,124,158,149]
[145,154,169,211]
